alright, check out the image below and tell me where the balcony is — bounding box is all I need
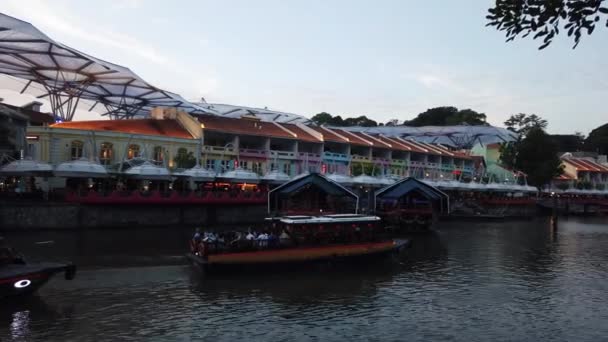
[297,152,322,162]
[351,154,371,162]
[239,148,268,159]
[322,152,350,163]
[390,159,408,166]
[269,150,296,160]
[203,145,236,155]
[372,157,391,165]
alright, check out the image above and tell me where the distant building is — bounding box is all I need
[0,101,54,161]
[552,153,608,189]
[23,107,476,189]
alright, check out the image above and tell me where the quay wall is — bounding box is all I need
[0,202,267,230]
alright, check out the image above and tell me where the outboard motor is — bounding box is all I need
[64,264,77,280]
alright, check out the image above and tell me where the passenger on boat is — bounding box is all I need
[0,237,20,266]
[279,229,292,247]
[257,232,269,248]
[246,231,256,241]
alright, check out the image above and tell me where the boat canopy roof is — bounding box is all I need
[268,172,359,214]
[375,177,450,213]
[270,173,358,198]
[277,214,381,224]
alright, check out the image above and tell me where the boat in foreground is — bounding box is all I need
[1,240,76,299]
[187,214,410,273]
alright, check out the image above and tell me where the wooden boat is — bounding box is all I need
[187,214,409,273]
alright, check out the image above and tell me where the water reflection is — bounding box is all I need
[1,218,608,341]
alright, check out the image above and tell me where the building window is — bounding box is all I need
[153,146,164,163]
[283,163,291,175]
[70,140,84,160]
[239,160,249,170]
[100,142,113,165]
[206,159,215,170]
[252,162,262,175]
[127,144,140,159]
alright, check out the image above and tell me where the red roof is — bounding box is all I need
[335,130,373,147]
[51,119,193,139]
[555,173,575,180]
[393,138,431,154]
[198,115,296,140]
[279,123,322,143]
[562,157,608,173]
[309,127,349,144]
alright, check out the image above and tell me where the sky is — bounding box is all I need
[1,0,607,134]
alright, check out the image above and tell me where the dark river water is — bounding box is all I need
[2,217,608,341]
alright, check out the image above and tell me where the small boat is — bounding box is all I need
[187,214,409,273]
[0,243,76,299]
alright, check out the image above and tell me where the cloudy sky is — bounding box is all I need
[1,0,607,134]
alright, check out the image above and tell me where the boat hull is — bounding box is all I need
[0,262,76,299]
[187,239,409,274]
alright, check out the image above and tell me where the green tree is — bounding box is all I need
[487,0,608,49]
[385,119,401,126]
[514,127,564,188]
[504,113,548,135]
[173,148,196,169]
[550,134,585,152]
[404,106,487,126]
[343,115,378,127]
[310,112,334,126]
[585,123,608,154]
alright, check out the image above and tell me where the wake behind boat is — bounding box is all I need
[187,214,409,273]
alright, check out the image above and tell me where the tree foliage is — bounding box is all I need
[499,113,563,188]
[550,134,585,152]
[487,0,608,49]
[504,113,548,135]
[310,112,378,127]
[173,148,196,169]
[514,127,564,188]
[404,107,488,126]
[585,122,608,154]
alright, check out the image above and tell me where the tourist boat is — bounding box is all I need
[186,214,409,273]
[0,244,76,299]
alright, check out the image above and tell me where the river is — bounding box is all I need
[2,217,608,341]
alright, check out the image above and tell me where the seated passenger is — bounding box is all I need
[257,232,269,248]
[279,229,292,246]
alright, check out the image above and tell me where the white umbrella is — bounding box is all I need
[351,174,384,186]
[326,173,354,186]
[0,158,53,176]
[174,165,215,182]
[54,158,108,178]
[262,169,291,184]
[218,167,260,184]
[125,161,171,180]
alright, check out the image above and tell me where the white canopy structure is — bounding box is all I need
[261,169,291,184]
[326,173,354,186]
[0,158,53,176]
[195,103,310,124]
[0,13,218,121]
[351,174,385,187]
[125,161,171,180]
[339,125,518,149]
[217,168,260,184]
[54,158,108,178]
[174,165,215,182]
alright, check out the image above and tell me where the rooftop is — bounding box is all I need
[51,119,194,139]
[198,115,297,141]
[562,157,608,173]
